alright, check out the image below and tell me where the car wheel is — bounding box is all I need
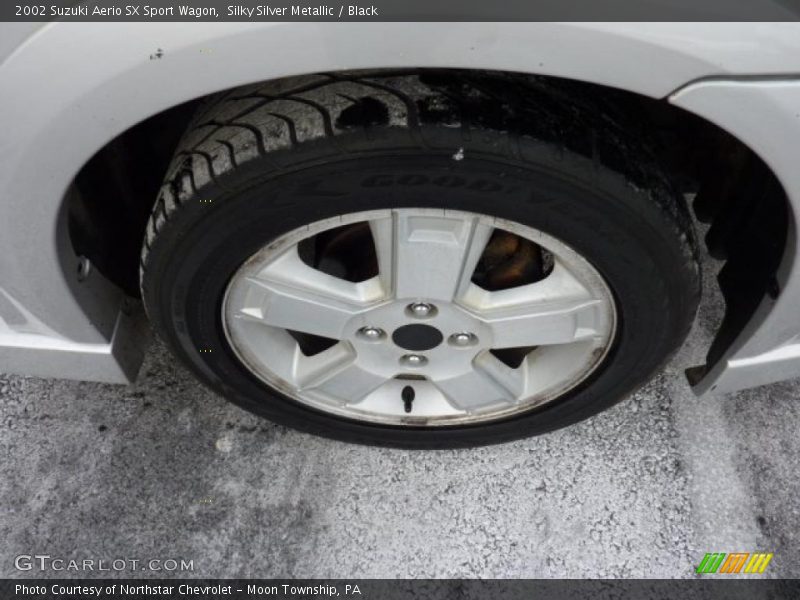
[140,70,700,448]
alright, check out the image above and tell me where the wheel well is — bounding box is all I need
[69,99,199,296]
[67,68,790,381]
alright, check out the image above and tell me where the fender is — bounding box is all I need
[1,22,800,383]
[671,79,800,394]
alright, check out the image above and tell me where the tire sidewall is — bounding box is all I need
[144,135,695,448]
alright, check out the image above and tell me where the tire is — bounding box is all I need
[140,70,700,448]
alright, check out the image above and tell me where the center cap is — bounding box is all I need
[392,324,443,352]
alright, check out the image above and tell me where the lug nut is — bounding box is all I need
[407,302,435,318]
[449,332,478,347]
[400,354,428,368]
[357,327,385,341]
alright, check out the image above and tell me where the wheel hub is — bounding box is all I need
[341,296,495,384]
[391,323,444,351]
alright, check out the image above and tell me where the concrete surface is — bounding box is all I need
[1,248,798,579]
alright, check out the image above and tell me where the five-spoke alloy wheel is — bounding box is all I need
[222,209,617,426]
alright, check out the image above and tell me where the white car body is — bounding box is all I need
[1,22,799,394]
